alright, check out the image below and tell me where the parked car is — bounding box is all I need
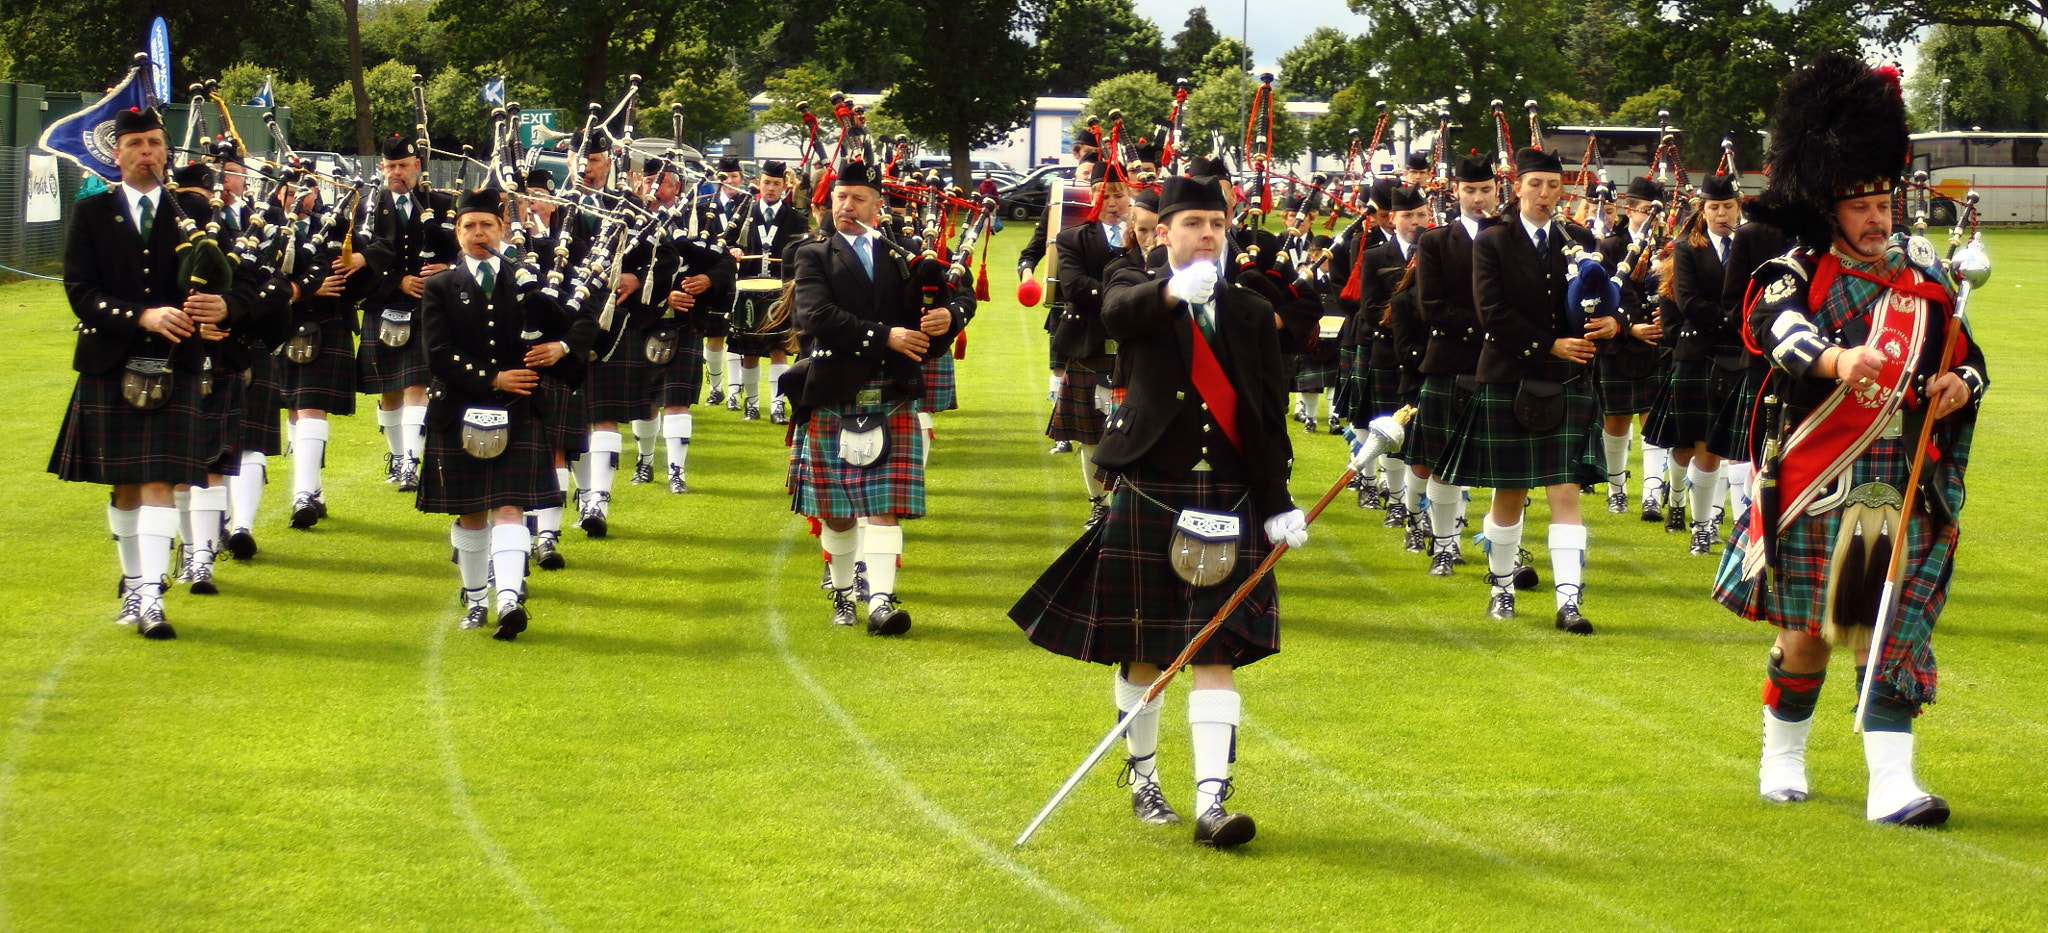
[996,163,1077,220]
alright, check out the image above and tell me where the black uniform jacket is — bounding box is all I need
[733,198,810,281]
[1098,265,1294,521]
[421,256,583,429]
[362,186,458,305]
[1722,221,1789,373]
[1597,227,1663,363]
[1415,216,1492,375]
[1051,221,1129,360]
[1671,234,1739,361]
[1473,217,1599,384]
[1362,235,1416,369]
[64,187,202,375]
[790,231,974,407]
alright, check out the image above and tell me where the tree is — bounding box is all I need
[655,65,755,151]
[1163,6,1222,80]
[880,0,1047,183]
[1854,0,2048,57]
[1610,85,1681,126]
[1197,38,1251,82]
[756,64,842,147]
[1905,24,2048,132]
[0,0,325,91]
[1082,72,1174,144]
[1276,27,1359,102]
[1037,0,1166,95]
[342,0,373,156]
[433,1,769,110]
[362,0,448,77]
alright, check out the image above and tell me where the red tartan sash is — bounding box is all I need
[1187,314,1243,453]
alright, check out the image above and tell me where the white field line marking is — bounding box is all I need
[1247,720,1673,932]
[763,529,1121,933]
[426,613,566,933]
[0,624,98,933]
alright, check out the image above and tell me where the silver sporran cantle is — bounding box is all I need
[645,325,680,365]
[837,411,889,467]
[284,321,321,364]
[1170,508,1241,587]
[378,308,414,348]
[460,407,512,459]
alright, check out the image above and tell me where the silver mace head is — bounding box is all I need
[1360,407,1415,460]
[1954,235,1991,289]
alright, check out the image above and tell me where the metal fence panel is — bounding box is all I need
[0,145,86,281]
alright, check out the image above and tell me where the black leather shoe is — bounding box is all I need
[706,387,726,407]
[290,493,320,529]
[1873,794,1951,827]
[1514,550,1541,590]
[1083,496,1109,530]
[1665,501,1688,534]
[867,596,911,636]
[1403,519,1427,553]
[831,588,859,626]
[630,456,654,485]
[668,464,688,494]
[1050,440,1072,454]
[579,494,609,538]
[493,602,528,641]
[398,458,421,492]
[1641,490,1664,523]
[189,558,218,595]
[744,399,761,421]
[1429,548,1455,577]
[1131,780,1181,825]
[1193,806,1256,847]
[1487,587,1515,620]
[227,530,258,560]
[535,532,566,570]
[1555,604,1594,635]
[1607,488,1628,514]
[461,604,488,630]
[1689,526,1713,556]
[138,603,176,640]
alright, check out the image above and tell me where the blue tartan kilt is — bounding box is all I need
[1706,368,1766,463]
[650,336,706,410]
[583,326,654,424]
[1644,357,1717,449]
[1436,360,1605,489]
[238,356,286,457]
[356,305,432,393]
[415,405,561,515]
[921,353,958,412]
[277,317,358,415]
[48,367,213,487]
[790,387,926,520]
[1046,355,1111,443]
[1406,373,1466,474]
[1713,436,1948,704]
[1596,352,1658,416]
[1010,467,1280,669]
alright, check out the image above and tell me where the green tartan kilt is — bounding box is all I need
[1292,354,1337,392]
[48,368,214,487]
[1406,373,1465,473]
[238,356,286,457]
[1046,355,1112,444]
[649,337,706,410]
[1436,361,1605,489]
[790,386,926,520]
[1706,368,1766,463]
[1644,357,1717,449]
[356,305,433,394]
[1596,352,1658,416]
[1712,436,1950,704]
[1365,365,1405,421]
[1333,345,1366,418]
[277,317,358,415]
[415,405,561,515]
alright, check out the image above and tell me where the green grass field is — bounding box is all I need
[1,229,2045,932]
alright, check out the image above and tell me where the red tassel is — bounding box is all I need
[810,168,835,207]
[954,328,968,359]
[975,259,990,302]
[1338,234,1366,302]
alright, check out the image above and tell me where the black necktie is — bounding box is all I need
[1532,227,1547,263]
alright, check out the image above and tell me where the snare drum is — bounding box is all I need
[732,278,785,335]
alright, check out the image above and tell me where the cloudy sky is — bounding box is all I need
[1132,0,1365,72]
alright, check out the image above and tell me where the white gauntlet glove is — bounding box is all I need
[1166,261,1219,307]
[1263,508,1308,548]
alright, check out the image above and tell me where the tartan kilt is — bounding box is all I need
[1332,345,1364,417]
[48,368,213,487]
[1406,373,1466,474]
[197,372,248,475]
[1706,368,1766,463]
[1292,354,1337,392]
[790,388,926,520]
[238,356,286,456]
[1713,436,1948,704]
[356,310,433,393]
[650,337,706,410]
[1596,353,1658,416]
[1009,468,1280,669]
[1366,365,1406,420]
[415,406,561,515]
[1046,355,1112,443]
[1436,361,1605,489]
[532,377,588,455]
[1643,358,1716,449]
[277,318,358,415]
[921,352,958,412]
[583,326,654,424]
[729,329,791,360]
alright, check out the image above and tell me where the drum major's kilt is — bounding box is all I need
[1406,373,1464,473]
[1292,354,1337,392]
[1366,365,1406,420]
[1595,353,1657,416]
[197,372,248,475]
[583,326,654,424]
[790,389,926,520]
[650,337,706,410]
[1436,361,1605,489]
[278,317,358,415]
[1706,368,1766,463]
[416,405,561,515]
[356,312,433,394]
[532,376,588,455]
[1046,355,1112,444]
[1010,467,1280,669]
[921,352,958,413]
[238,356,286,456]
[48,368,213,487]
[1644,357,1716,449]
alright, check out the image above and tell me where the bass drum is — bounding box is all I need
[728,277,792,358]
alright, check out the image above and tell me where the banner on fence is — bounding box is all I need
[25,154,61,223]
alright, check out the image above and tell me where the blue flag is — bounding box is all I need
[146,17,171,106]
[248,76,273,108]
[36,57,153,182]
[481,76,506,107]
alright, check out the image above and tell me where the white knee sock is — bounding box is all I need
[136,505,179,603]
[1602,430,1630,485]
[587,430,622,495]
[108,504,141,583]
[1725,461,1753,520]
[1688,462,1716,528]
[490,524,531,604]
[229,451,266,532]
[1484,514,1523,587]
[174,487,191,549]
[534,505,563,535]
[727,353,744,392]
[1188,689,1242,814]
[1381,456,1406,498]
[632,418,660,459]
[1454,487,1469,530]
[188,485,226,563]
[662,412,693,471]
[1076,443,1105,499]
[1426,479,1461,551]
[705,347,725,384]
[1549,522,1586,609]
[377,406,403,462]
[401,405,427,465]
[1401,471,1424,514]
[820,524,861,591]
[1115,671,1163,781]
[570,454,591,496]
[292,418,329,498]
[1711,464,1731,524]
[1644,442,1672,496]
[768,361,790,399]
[916,410,934,468]
[451,523,489,595]
[862,524,903,608]
[741,364,762,402]
[1048,373,1062,396]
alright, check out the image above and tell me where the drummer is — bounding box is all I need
[730,162,811,423]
